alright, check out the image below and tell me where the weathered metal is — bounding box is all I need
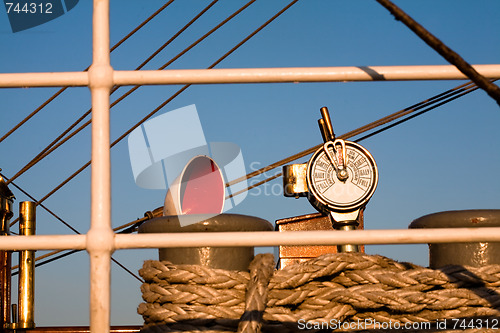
[282,164,308,198]
[6,202,37,330]
[17,202,36,329]
[25,326,140,333]
[282,107,377,253]
[0,175,14,332]
[409,210,500,268]
[275,212,365,268]
[0,252,11,332]
[138,214,273,271]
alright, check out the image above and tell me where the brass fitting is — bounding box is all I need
[282,164,308,198]
[8,201,36,330]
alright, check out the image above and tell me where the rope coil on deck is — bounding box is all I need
[138,252,500,332]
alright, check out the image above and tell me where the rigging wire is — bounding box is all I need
[0,0,176,145]
[3,1,301,268]
[1,172,80,234]
[4,1,490,270]
[11,0,254,183]
[376,0,500,106]
[6,0,220,185]
[226,80,492,197]
[225,80,481,191]
[3,173,146,282]
[13,79,484,269]
[7,0,298,228]
[10,215,151,273]
[11,250,144,283]
[354,85,483,143]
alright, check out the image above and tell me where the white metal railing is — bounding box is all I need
[5,226,500,252]
[0,0,499,332]
[2,64,500,87]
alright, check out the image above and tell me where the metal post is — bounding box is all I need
[17,201,36,329]
[0,176,14,332]
[0,251,11,332]
[88,1,113,333]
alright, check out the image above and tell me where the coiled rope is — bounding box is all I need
[138,252,500,332]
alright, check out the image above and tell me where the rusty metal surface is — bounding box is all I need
[276,212,365,268]
[139,213,273,271]
[0,176,13,332]
[0,251,11,332]
[409,210,500,268]
[276,213,338,258]
[26,326,141,333]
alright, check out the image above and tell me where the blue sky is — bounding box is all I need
[1,0,499,326]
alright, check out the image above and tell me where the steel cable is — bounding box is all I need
[6,79,483,275]
[5,0,219,185]
[4,2,489,270]
[226,80,488,198]
[0,0,176,145]
[13,79,484,272]
[4,1,300,268]
[376,0,500,106]
[7,0,261,227]
[9,212,150,276]
[7,0,253,185]
[4,173,144,282]
[11,249,144,283]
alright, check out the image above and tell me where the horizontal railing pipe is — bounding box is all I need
[0,72,88,88]
[1,228,499,252]
[114,227,500,249]
[113,65,500,85]
[1,65,500,88]
[0,235,86,251]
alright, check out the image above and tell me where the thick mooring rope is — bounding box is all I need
[138,253,500,332]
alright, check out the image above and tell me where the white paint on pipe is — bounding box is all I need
[1,65,499,88]
[0,235,86,250]
[88,1,113,332]
[0,72,88,87]
[114,227,500,249]
[113,65,500,85]
[1,227,499,252]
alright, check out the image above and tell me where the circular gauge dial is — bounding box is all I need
[307,141,378,212]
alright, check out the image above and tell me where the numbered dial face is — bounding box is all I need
[307,141,378,212]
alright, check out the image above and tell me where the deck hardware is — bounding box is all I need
[140,156,273,271]
[409,210,500,268]
[6,202,36,330]
[283,107,378,253]
[0,174,14,331]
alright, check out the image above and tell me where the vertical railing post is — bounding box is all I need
[87,1,114,333]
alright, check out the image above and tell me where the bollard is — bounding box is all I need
[409,209,500,268]
[139,214,273,271]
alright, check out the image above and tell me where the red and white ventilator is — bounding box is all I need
[163,155,225,216]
